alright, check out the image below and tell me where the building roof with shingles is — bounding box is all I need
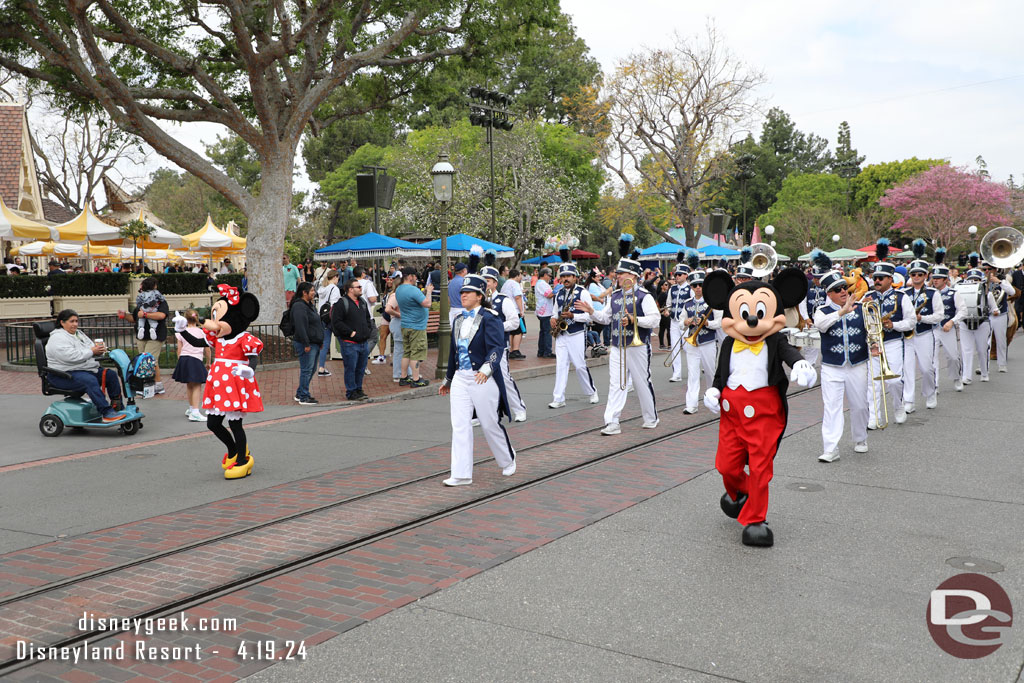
[0,103,24,210]
[40,197,76,224]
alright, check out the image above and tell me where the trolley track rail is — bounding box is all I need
[0,386,818,674]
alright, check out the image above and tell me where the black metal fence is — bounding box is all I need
[3,318,297,367]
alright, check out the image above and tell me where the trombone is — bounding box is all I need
[617,284,644,390]
[862,298,900,429]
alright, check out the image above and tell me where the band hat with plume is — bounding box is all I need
[819,271,846,293]
[460,273,487,294]
[908,238,929,274]
[931,247,949,278]
[811,249,833,277]
[734,264,755,278]
[739,246,753,265]
[688,269,706,286]
[674,249,691,275]
[615,233,643,275]
[686,249,700,271]
[872,238,894,276]
[468,244,483,274]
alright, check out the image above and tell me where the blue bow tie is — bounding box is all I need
[462,309,477,319]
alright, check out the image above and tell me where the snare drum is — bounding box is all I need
[803,329,821,349]
[791,330,809,348]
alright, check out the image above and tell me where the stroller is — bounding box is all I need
[585,323,608,358]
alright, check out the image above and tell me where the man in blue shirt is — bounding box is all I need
[396,271,433,387]
[448,262,468,324]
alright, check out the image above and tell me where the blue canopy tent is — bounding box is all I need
[419,233,514,258]
[314,232,427,261]
[699,244,742,258]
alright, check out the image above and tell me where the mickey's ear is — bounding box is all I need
[238,293,260,322]
[703,271,734,310]
[772,267,808,308]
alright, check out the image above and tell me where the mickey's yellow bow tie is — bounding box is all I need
[732,338,764,355]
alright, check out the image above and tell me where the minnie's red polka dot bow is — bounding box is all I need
[217,284,240,305]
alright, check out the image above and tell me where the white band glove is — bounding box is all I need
[790,359,817,387]
[703,387,721,415]
[172,310,187,333]
[231,365,255,379]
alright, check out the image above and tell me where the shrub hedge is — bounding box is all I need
[48,272,130,296]
[0,275,50,298]
[147,272,211,294]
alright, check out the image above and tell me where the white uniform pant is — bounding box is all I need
[500,349,527,415]
[684,341,716,411]
[668,321,684,380]
[553,332,596,402]
[867,338,905,417]
[933,326,962,389]
[959,321,991,378]
[449,370,515,479]
[821,363,868,454]
[903,330,936,405]
[989,313,1008,369]
[604,344,657,426]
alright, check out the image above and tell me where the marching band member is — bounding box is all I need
[797,250,831,368]
[958,260,996,383]
[438,274,517,486]
[902,240,944,412]
[681,270,720,414]
[733,246,755,284]
[481,251,527,422]
[862,239,915,426]
[930,249,966,393]
[813,269,870,462]
[665,250,698,382]
[548,257,599,409]
[983,261,1014,373]
[576,234,659,435]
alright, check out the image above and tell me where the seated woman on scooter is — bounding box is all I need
[46,309,126,422]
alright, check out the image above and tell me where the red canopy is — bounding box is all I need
[545,248,599,259]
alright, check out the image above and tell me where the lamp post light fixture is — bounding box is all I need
[431,152,456,379]
[765,225,775,236]
[832,234,840,244]
[468,87,515,237]
[607,250,613,269]
[968,225,978,235]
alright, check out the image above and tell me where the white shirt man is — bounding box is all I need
[861,264,916,426]
[930,267,967,393]
[902,261,945,411]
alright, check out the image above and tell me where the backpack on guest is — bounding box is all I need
[278,307,295,337]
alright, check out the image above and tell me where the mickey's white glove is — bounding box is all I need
[703,387,721,415]
[231,365,255,379]
[790,359,817,387]
[172,310,187,332]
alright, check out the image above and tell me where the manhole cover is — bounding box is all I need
[124,452,157,460]
[946,556,1004,573]
[785,482,824,492]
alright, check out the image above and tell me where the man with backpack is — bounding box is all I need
[316,269,342,376]
[332,278,373,400]
[288,282,324,405]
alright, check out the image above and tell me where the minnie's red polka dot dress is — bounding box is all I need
[202,332,264,416]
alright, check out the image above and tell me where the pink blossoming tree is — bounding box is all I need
[879,164,1013,250]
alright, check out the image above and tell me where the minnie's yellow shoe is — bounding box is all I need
[224,455,254,479]
[221,446,250,470]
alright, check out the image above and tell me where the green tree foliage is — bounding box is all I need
[715,109,834,238]
[850,158,947,213]
[143,169,245,235]
[830,121,865,177]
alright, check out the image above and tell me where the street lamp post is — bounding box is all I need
[469,87,514,237]
[431,152,456,380]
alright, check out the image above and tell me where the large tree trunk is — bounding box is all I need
[246,152,294,325]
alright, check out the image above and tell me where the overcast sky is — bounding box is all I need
[562,0,1024,183]
[96,0,1024,204]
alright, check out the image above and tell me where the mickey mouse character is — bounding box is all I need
[174,284,263,480]
[701,268,817,547]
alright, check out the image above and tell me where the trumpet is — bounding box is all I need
[684,310,711,346]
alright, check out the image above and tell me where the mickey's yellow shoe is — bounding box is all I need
[224,455,254,479]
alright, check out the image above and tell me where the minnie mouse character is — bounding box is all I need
[173,284,263,479]
[701,268,817,547]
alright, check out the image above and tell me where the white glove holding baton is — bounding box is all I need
[703,387,721,415]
